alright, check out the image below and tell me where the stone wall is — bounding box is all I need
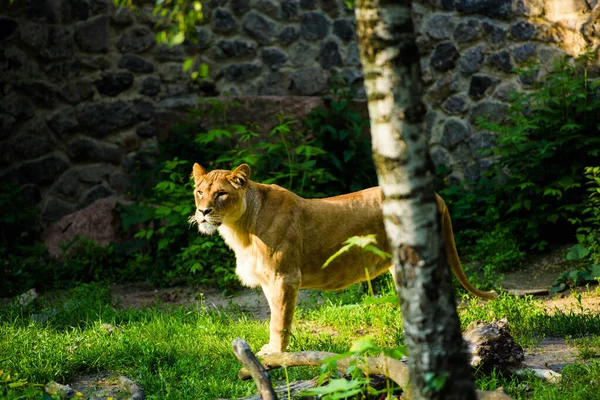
[1,0,599,229]
[412,0,600,184]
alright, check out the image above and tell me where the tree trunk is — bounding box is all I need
[354,1,476,399]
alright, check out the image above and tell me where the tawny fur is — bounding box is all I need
[190,163,497,354]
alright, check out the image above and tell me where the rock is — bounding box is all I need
[60,80,95,104]
[11,117,55,159]
[281,0,300,21]
[27,0,60,23]
[482,20,506,47]
[469,130,495,159]
[195,27,213,50]
[111,6,133,25]
[139,76,161,97]
[47,108,79,137]
[300,0,317,9]
[109,171,129,193]
[18,154,70,186]
[79,164,108,183]
[510,21,535,41]
[441,118,470,148]
[68,136,122,164]
[0,91,34,120]
[53,169,82,199]
[426,73,459,104]
[289,41,319,66]
[258,71,292,95]
[224,63,262,82]
[454,0,512,19]
[319,40,342,69]
[116,26,155,54]
[212,8,238,33]
[231,0,250,15]
[459,45,484,74]
[470,101,509,124]
[1,46,40,80]
[242,11,276,45]
[254,0,279,19]
[465,159,493,182]
[453,18,482,43]
[155,44,185,62]
[42,197,76,224]
[16,288,38,307]
[301,11,329,40]
[136,123,156,138]
[75,15,109,53]
[345,42,360,66]
[0,114,16,139]
[40,26,74,60]
[135,101,155,121]
[511,43,536,63]
[0,17,18,41]
[515,0,544,17]
[442,94,468,114]
[19,80,59,107]
[430,42,459,72]
[494,80,520,102]
[489,49,513,73]
[21,183,42,205]
[469,74,500,100]
[278,26,299,44]
[78,185,115,209]
[118,54,154,73]
[333,18,355,41]
[426,14,454,40]
[518,67,539,87]
[76,101,137,137]
[20,21,47,49]
[430,146,451,168]
[41,197,132,258]
[261,47,288,70]
[292,66,328,95]
[95,71,134,97]
[215,39,257,59]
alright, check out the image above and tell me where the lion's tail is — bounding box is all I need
[436,194,498,301]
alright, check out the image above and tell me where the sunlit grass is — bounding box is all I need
[1,282,600,399]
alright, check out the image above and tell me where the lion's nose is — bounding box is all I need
[199,208,213,216]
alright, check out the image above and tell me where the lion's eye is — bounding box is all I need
[217,191,227,198]
[197,190,203,198]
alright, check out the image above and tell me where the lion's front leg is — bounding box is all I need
[257,274,300,355]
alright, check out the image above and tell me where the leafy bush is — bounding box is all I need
[0,182,52,297]
[477,52,600,250]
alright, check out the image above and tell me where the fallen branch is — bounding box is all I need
[232,338,277,400]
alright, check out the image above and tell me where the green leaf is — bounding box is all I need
[566,243,590,260]
[183,58,194,71]
[350,336,377,353]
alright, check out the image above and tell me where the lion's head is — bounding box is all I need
[189,163,251,235]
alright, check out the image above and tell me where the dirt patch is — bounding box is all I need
[111,283,323,320]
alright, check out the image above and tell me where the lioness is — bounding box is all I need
[190,163,497,354]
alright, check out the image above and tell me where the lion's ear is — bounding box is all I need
[228,164,251,189]
[192,163,207,184]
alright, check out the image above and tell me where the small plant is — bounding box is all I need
[301,337,404,399]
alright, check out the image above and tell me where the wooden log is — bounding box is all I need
[232,338,277,400]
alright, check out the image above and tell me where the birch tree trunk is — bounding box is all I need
[354,1,476,399]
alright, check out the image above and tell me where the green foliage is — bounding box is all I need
[476,52,600,249]
[112,0,207,81]
[0,370,53,400]
[0,182,52,297]
[302,337,404,399]
[118,157,237,289]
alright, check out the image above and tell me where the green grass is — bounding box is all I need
[2,282,600,399]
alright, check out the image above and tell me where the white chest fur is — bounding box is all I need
[218,225,266,288]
